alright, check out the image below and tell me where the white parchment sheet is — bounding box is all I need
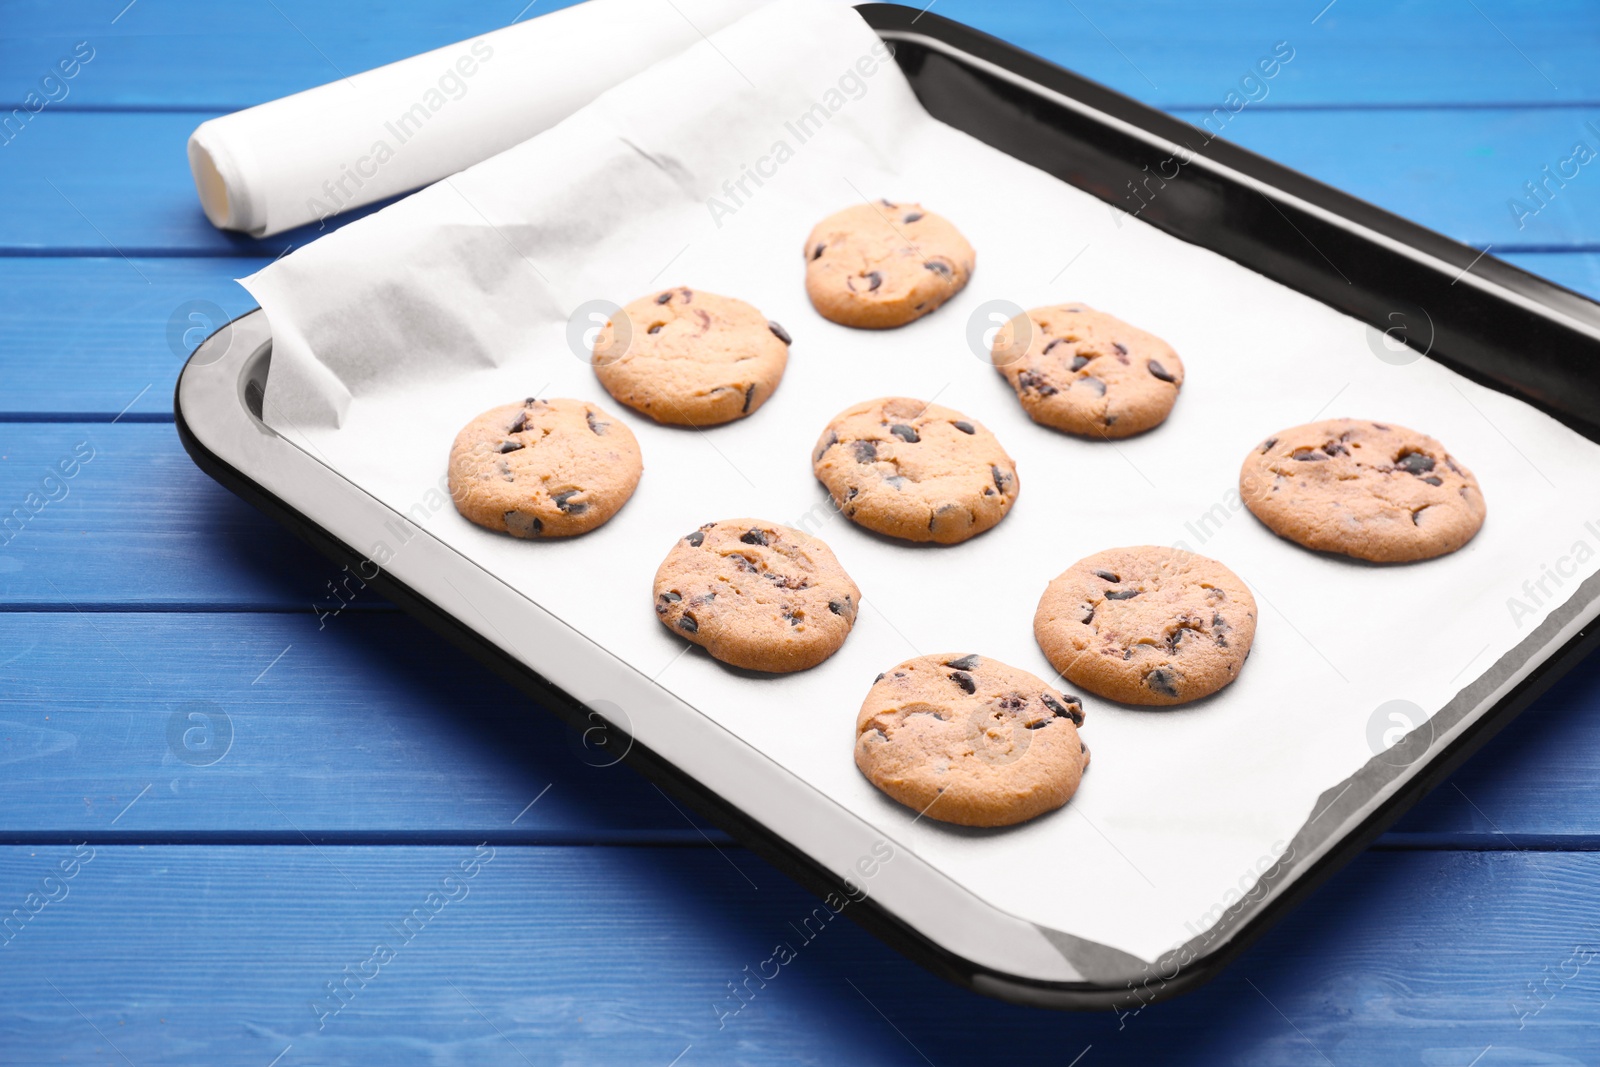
[244,0,1600,962]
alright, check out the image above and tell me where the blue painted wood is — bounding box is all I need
[4,0,1599,1056]
[0,424,356,608]
[0,258,267,420]
[2,0,1595,109]
[0,608,1594,841]
[2,845,1600,1064]
[0,612,710,841]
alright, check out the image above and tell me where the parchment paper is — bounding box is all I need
[243,0,1600,962]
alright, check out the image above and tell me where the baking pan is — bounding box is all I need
[178,3,1600,1010]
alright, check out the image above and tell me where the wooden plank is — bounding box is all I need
[0,253,1592,420]
[0,608,1596,841]
[0,612,703,840]
[0,845,1598,1063]
[0,258,266,420]
[4,108,1599,258]
[0,424,351,608]
[1,0,1594,108]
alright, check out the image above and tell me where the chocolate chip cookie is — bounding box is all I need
[1034,546,1257,706]
[592,286,790,427]
[854,654,1090,828]
[804,201,974,329]
[812,397,1019,545]
[652,519,861,673]
[1239,418,1486,562]
[991,303,1183,438]
[448,397,642,538]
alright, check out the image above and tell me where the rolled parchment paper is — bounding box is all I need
[186,0,765,237]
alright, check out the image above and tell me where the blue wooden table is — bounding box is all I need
[4,1,1600,1062]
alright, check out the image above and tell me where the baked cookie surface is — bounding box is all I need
[447,397,641,538]
[991,303,1183,438]
[812,397,1019,544]
[1034,546,1257,706]
[1239,418,1486,562]
[592,286,790,427]
[803,201,974,328]
[652,519,860,673]
[854,653,1089,828]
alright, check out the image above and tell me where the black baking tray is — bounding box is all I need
[177,3,1600,1010]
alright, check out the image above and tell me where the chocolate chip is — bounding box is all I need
[660,591,681,603]
[903,211,924,223]
[1105,589,1141,600]
[1114,342,1129,356]
[949,670,975,694]
[1070,354,1090,371]
[1080,604,1096,624]
[1080,376,1106,396]
[497,460,514,481]
[552,490,588,515]
[1145,668,1179,698]
[784,610,801,627]
[685,530,705,547]
[1018,370,1057,396]
[509,412,528,434]
[829,600,847,615]
[586,411,609,435]
[1292,449,1328,462]
[1323,442,1347,457]
[767,320,791,345]
[504,511,543,537]
[1422,475,1443,486]
[1025,720,1050,730]
[524,397,538,405]
[732,555,759,574]
[1260,437,1278,453]
[945,654,980,670]
[678,615,699,634]
[812,243,826,260]
[952,420,975,434]
[648,324,663,334]
[924,260,951,277]
[1094,570,1120,583]
[740,529,768,546]
[874,672,885,683]
[682,289,693,302]
[742,383,756,413]
[1396,451,1436,474]
[853,440,878,463]
[1372,422,1390,431]
[991,465,1010,492]
[1041,694,1084,726]
[851,271,883,292]
[655,292,672,304]
[889,424,919,443]
[1043,338,1065,354]
[497,440,523,453]
[1147,359,1176,382]
[885,475,907,490]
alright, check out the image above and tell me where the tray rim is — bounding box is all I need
[175,4,1600,1011]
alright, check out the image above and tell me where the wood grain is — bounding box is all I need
[1,0,1593,108]
[1,846,1598,1064]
